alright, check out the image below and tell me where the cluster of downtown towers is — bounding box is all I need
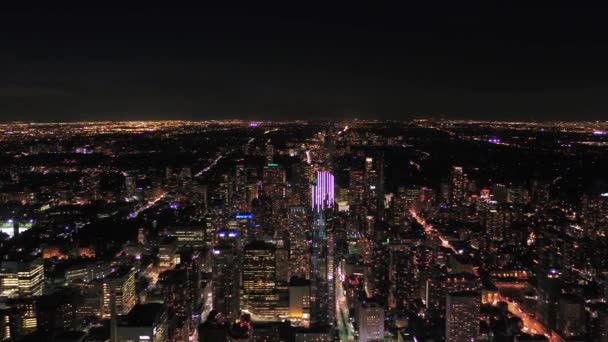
[3,121,608,341]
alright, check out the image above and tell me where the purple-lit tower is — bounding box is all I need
[312,170,335,211]
[310,170,335,326]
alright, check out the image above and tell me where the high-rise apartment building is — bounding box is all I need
[445,291,480,342]
[450,166,467,206]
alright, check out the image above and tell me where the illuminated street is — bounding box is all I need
[336,263,355,342]
[499,295,550,338]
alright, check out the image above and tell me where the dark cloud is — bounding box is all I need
[1,4,608,121]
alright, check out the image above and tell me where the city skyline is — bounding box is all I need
[0,119,606,340]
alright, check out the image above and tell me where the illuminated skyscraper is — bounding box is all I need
[263,163,287,217]
[310,170,334,326]
[212,229,241,320]
[349,170,365,211]
[101,266,137,318]
[311,170,334,211]
[364,157,380,215]
[241,241,284,321]
[445,291,480,342]
[288,206,310,279]
[450,166,466,207]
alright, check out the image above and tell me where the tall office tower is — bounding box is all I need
[445,291,480,342]
[101,266,137,318]
[275,240,290,285]
[364,157,379,215]
[245,183,259,211]
[262,163,287,235]
[450,166,467,207]
[484,205,514,241]
[241,241,283,321]
[310,170,334,326]
[234,161,249,212]
[290,162,308,206]
[212,229,241,321]
[217,172,233,214]
[389,244,420,309]
[0,258,44,298]
[350,170,365,213]
[262,163,286,201]
[358,302,384,342]
[235,162,246,190]
[288,206,310,279]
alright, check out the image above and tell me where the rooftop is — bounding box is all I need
[118,303,164,327]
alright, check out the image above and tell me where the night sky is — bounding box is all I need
[2,4,608,122]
